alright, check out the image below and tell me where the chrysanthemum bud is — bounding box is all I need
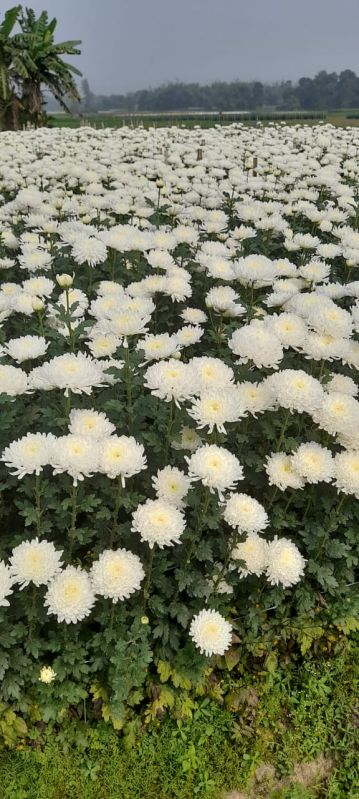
[32,298,45,312]
[56,273,73,288]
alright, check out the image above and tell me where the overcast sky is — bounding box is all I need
[4,0,359,94]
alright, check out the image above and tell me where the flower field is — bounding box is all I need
[0,122,358,731]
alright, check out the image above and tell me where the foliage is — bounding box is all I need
[74,69,359,115]
[0,5,81,130]
[0,646,357,798]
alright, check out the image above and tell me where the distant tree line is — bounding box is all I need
[63,70,359,114]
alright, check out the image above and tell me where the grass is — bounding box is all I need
[0,643,357,799]
[48,110,359,129]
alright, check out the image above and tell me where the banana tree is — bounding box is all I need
[17,7,82,126]
[0,5,82,130]
[0,5,23,130]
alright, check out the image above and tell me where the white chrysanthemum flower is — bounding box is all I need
[236,380,275,416]
[51,435,99,485]
[301,333,351,362]
[131,499,185,548]
[325,374,358,397]
[152,466,192,506]
[292,442,334,484]
[308,302,353,339]
[0,257,15,270]
[18,248,53,272]
[0,364,28,396]
[99,436,146,483]
[334,450,359,498]
[189,609,232,656]
[265,369,323,414]
[206,285,245,316]
[313,392,359,437]
[203,255,236,281]
[188,387,245,433]
[39,666,56,684]
[175,326,204,348]
[96,280,125,297]
[1,432,56,478]
[144,360,197,404]
[87,333,121,358]
[10,538,63,588]
[68,409,115,439]
[44,566,96,623]
[106,311,150,338]
[223,493,269,533]
[138,333,178,361]
[232,533,269,576]
[90,295,122,319]
[0,561,16,606]
[164,276,192,302]
[265,453,304,491]
[273,258,298,277]
[90,548,145,602]
[181,308,207,325]
[234,254,277,285]
[298,261,331,283]
[229,321,283,369]
[172,426,202,451]
[5,335,48,363]
[29,353,108,396]
[22,276,54,297]
[186,445,244,497]
[268,313,307,349]
[190,357,234,392]
[146,249,175,270]
[266,536,305,587]
[71,236,107,267]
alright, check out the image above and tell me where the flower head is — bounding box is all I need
[189,609,232,656]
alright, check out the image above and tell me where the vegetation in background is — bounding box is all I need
[72,70,359,114]
[0,644,357,798]
[0,5,81,130]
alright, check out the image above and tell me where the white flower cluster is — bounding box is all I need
[0,121,358,656]
[0,537,145,623]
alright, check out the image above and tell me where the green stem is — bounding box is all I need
[28,585,37,643]
[124,344,133,433]
[165,398,175,460]
[65,288,75,352]
[267,485,279,509]
[35,473,42,537]
[110,250,117,280]
[68,483,78,560]
[111,476,122,545]
[37,311,44,336]
[275,408,291,452]
[212,529,240,594]
[185,487,210,565]
[143,546,155,607]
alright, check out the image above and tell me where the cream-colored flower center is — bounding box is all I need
[23,442,41,455]
[202,621,219,637]
[107,561,125,579]
[63,581,81,601]
[152,511,168,525]
[69,443,85,456]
